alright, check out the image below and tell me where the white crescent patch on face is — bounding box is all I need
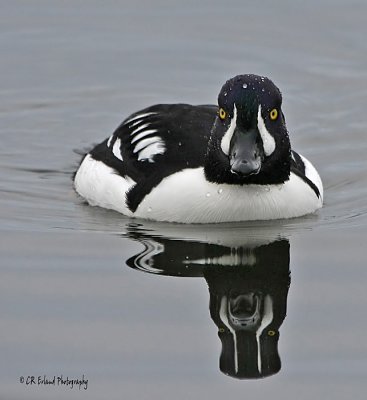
[220,105,237,156]
[257,105,276,156]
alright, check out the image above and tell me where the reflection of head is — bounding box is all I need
[204,240,290,379]
[124,225,290,380]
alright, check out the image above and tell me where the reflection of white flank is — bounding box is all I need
[183,251,256,267]
[221,105,237,155]
[219,296,238,374]
[255,295,274,374]
[134,239,164,274]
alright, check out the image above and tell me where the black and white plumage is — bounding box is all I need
[74,74,323,223]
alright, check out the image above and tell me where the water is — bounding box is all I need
[1,0,367,398]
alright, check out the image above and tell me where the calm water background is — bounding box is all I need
[1,0,367,398]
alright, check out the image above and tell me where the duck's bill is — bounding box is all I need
[229,128,263,177]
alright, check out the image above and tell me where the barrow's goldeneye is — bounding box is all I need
[74,74,323,223]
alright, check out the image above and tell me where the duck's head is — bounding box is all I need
[205,74,291,185]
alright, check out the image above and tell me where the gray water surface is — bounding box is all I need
[1,1,367,399]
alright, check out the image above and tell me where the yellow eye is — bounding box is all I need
[270,108,278,120]
[267,330,276,336]
[219,108,227,120]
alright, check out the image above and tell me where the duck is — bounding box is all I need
[74,74,323,223]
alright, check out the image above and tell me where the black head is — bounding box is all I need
[205,74,291,185]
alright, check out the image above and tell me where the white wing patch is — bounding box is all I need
[108,111,166,163]
[131,129,158,144]
[112,138,123,161]
[130,123,150,136]
[121,111,166,162]
[124,112,157,127]
[133,136,166,161]
[133,136,163,153]
[107,135,113,147]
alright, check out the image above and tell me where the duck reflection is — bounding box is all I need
[124,223,290,379]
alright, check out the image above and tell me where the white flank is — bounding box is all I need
[135,166,323,223]
[220,105,237,155]
[74,154,135,216]
[74,156,323,223]
[300,154,324,202]
[257,105,276,156]
[112,138,123,161]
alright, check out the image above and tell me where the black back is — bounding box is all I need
[90,104,216,211]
